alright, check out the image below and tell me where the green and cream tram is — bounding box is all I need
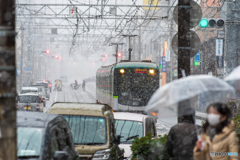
[96,60,159,112]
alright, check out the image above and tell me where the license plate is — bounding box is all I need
[24,106,31,109]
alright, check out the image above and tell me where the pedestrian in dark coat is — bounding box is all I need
[165,100,199,160]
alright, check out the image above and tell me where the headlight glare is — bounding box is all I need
[149,69,155,75]
[92,149,111,160]
[120,69,125,74]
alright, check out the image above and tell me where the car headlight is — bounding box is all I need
[92,149,110,160]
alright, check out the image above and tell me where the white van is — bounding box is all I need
[17,93,44,112]
[21,87,38,94]
[114,112,157,159]
[31,85,46,100]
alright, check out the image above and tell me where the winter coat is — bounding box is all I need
[193,121,239,160]
[166,122,199,160]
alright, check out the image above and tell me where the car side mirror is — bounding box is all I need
[114,135,121,145]
[53,151,69,160]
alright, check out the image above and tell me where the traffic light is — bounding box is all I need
[199,19,208,28]
[58,56,62,61]
[46,50,50,54]
[117,52,122,57]
[102,58,106,62]
[54,55,58,59]
[104,54,108,58]
[199,18,224,28]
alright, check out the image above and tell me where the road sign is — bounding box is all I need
[217,30,225,39]
[194,51,200,62]
[216,39,223,56]
[171,31,201,58]
[159,60,162,68]
[217,56,224,68]
[173,0,202,28]
[51,28,57,34]
[162,56,167,72]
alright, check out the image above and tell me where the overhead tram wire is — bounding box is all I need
[114,0,154,37]
[17,1,192,56]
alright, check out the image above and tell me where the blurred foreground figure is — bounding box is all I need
[166,100,198,160]
[194,103,239,160]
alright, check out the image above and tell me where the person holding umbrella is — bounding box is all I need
[194,103,239,160]
[165,99,199,160]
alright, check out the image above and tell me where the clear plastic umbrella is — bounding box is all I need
[145,75,235,118]
[225,66,240,92]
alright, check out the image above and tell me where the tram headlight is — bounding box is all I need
[120,69,125,74]
[149,69,155,75]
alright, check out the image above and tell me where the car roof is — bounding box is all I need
[18,93,39,96]
[36,81,48,84]
[17,111,62,128]
[113,112,148,122]
[21,87,38,90]
[31,85,45,88]
[48,102,112,117]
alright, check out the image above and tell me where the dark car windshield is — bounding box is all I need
[36,83,48,89]
[17,127,43,157]
[63,115,107,145]
[18,96,40,103]
[115,120,143,144]
[21,90,38,94]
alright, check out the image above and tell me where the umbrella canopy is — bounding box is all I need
[145,75,235,118]
[225,66,240,92]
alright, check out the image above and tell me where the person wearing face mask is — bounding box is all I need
[194,103,239,160]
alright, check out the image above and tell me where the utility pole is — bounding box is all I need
[138,26,142,60]
[0,0,16,160]
[173,0,201,78]
[178,0,190,78]
[110,43,124,63]
[20,27,25,87]
[169,0,174,81]
[224,0,240,75]
[122,35,138,61]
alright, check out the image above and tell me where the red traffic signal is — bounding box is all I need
[46,50,50,54]
[104,54,108,58]
[54,55,58,59]
[117,52,122,57]
[102,58,106,62]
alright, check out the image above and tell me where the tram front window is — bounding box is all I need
[117,70,158,106]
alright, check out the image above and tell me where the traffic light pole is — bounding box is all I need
[110,43,124,63]
[0,0,16,160]
[178,0,191,78]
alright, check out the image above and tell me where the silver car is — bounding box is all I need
[17,93,44,112]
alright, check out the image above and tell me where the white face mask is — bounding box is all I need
[207,114,221,126]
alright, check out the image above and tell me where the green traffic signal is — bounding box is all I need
[160,65,162,68]
[199,19,208,28]
[194,62,200,66]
